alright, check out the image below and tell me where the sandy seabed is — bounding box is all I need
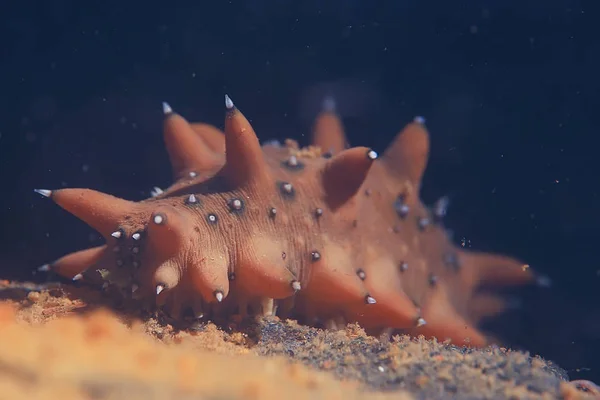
[0,280,597,400]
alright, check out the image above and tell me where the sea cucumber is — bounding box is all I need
[34,95,539,347]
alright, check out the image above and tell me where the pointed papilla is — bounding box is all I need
[146,206,193,259]
[222,95,271,188]
[232,236,298,299]
[300,243,368,309]
[163,109,225,180]
[311,104,348,155]
[382,120,430,185]
[409,285,488,347]
[188,253,230,304]
[44,245,107,280]
[352,288,421,330]
[357,259,421,329]
[144,208,190,301]
[153,260,181,296]
[458,250,534,288]
[48,189,136,238]
[321,146,376,210]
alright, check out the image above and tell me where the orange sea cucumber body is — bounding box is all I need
[34,95,536,347]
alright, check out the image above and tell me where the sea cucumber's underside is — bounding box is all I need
[35,95,539,347]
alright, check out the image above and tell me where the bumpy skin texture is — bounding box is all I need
[36,96,536,347]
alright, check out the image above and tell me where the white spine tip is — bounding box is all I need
[215,291,224,302]
[291,281,301,291]
[162,102,173,115]
[156,284,165,295]
[416,317,427,327]
[322,96,336,112]
[132,232,141,240]
[413,116,426,124]
[153,214,164,225]
[367,150,378,160]
[72,273,83,281]
[150,186,164,197]
[366,295,377,304]
[225,94,234,110]
[131,284,139,293]
[38,264,51,272]
[34,189,52,198]
[111,230,122,239]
